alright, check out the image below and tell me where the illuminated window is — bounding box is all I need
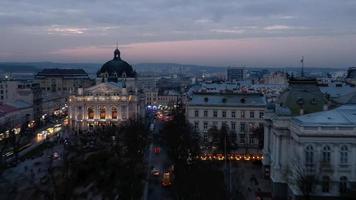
[88,108,94,119]
[112,107,118,119]
[100,107,106,119]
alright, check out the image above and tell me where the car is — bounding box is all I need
[161,171,172,187]
[151,168,160,176]
[52,152,60,160]
[153,147,161,154]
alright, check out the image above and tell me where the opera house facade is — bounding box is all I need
[68,48,145,130]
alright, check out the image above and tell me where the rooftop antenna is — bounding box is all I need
[116,41,118,49]
[300,56,304,77]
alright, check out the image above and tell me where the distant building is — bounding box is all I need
[345,67,356,86]
[264,104,356,199]
[0,103,33,140]
[35,68,93,95]
[0,78,42,123]
[96,48,136,90]
[261,78,356,199]
[226,67,246,82]
[262,71,288,85]
[186,93,266,153]
[69,48,144,131]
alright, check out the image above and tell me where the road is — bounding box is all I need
[5,119,65,163]
[144,118,173,200]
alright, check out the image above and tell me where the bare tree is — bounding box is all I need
[285,157,318,200]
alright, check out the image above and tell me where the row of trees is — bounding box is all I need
[52,119,150,200]
[160,108,227,200]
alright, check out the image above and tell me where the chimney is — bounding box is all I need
[300,108,304,115]
[78,88,83,95]
[323,104,328,111]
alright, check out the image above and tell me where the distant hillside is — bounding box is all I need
[0,62,100,74]
[0,63,39,73]
[0,62,344,76]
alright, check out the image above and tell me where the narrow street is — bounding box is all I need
[145,116,173,200]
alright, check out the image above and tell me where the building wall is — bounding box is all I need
[37,77,93,96]
[186,105,265,150]
[0,80,35,105]
[69,94,142,130]
[264,110,356,199]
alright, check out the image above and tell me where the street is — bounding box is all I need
[145,116,173,200]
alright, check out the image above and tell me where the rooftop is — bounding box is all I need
[293,105,356,126]
[0,103,18,117]
[188,93,266,107]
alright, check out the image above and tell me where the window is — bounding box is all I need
[100,107,106,119]
[322,176,330,193]
[212,121,218,127]
[231,111,236,118]
[322,146,331,163]
[222,111,226,118]
[239,134,245,144]
[194,121,199,130]
[249,137,255,144]
[339,176,348,193]
[203,122,208,130]
[204,110,208,117]
[240,123,246,132]
[241,111,245,118]
[231,122,236,130]
[121,106,127,119]
[340,145,348,164]
[88,108,94,119]
[112,107,118,119]
[259,112,264,119]
[250,111,254,118]
[194,110,199,117]
[213,110,218,117]
[305,145,314,165]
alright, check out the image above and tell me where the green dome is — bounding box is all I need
[97,48,136,78]
[277,78,327,115]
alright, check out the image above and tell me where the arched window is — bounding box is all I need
[322,176,330,193]
[305,145,314,164]
[88,108,94,119]
[322,145,331,163]
[339,176,348,193]
[112,107,117,119]
[100,107,106,119]
[340,145,348,164]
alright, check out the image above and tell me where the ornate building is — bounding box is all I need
[69,48,144,130]
[263,78,356,199]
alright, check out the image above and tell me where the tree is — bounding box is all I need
[285,157,318,200]
[251,126,264,149]
[161,108,227,199]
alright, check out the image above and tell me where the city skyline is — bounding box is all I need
[1,0,356,67]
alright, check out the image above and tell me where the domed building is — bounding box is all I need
[68,48,144,131]
[96,48,137,91]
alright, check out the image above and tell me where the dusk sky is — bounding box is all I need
[1,0,356,68]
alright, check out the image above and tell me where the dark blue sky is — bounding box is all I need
[0,0,356,68]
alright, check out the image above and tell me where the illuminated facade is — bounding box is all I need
[69,82,144,130]
[68,48,144,130]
